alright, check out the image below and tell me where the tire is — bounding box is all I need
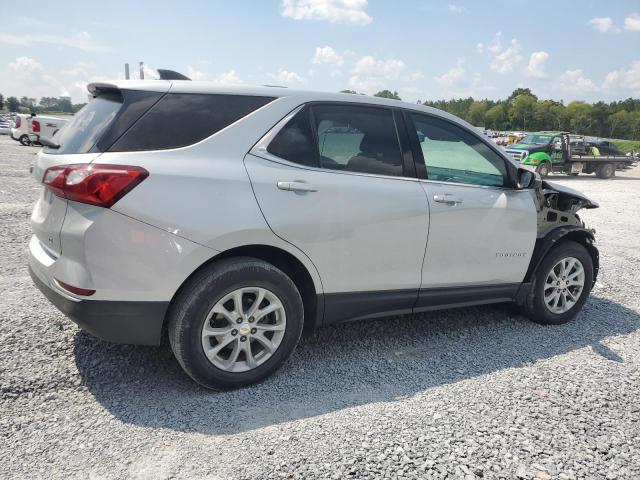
[536,162,550,177]
[596,163,615,179]
[521,240,593,325]
[19,134,31,146]
[168,257,304,390]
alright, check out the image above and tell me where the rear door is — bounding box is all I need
[404,111,536,297]
[245,103,429,322]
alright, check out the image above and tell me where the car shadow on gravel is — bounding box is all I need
[74,296,639,435]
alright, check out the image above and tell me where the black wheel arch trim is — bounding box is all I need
[523,225,599,288]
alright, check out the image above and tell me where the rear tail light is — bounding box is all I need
[15,116,21,128]
[42,164,149,208]
[32,120,40,132]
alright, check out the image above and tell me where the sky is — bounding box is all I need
[0,0,639,104]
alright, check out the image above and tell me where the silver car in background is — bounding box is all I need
[29,79,599,389]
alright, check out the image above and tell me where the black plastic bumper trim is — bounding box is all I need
[29,265,168,346]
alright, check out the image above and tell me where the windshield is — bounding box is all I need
[46,92,123,154]
[518,134,553,145]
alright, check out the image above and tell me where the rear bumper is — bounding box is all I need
[29,264,168,346]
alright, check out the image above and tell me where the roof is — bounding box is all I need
[86,79,476,132]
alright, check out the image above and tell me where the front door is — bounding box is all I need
[246,104,430,322]
[404,112,537,298]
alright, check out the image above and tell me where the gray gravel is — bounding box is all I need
[1,134,639,480]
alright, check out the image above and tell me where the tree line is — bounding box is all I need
[0,94,86,114]
[343,88,640,140]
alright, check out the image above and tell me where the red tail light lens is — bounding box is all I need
[15,116,21,128]
[42,164,149,208]
[32,120,40,132]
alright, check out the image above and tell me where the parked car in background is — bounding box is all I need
[29,79,600,390]
[0,115,12,135]
[11,114,34,145]
[29,115,68,146]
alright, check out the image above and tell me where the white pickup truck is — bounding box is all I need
[11,113,68,146]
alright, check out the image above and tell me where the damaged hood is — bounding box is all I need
[541,180,599,210]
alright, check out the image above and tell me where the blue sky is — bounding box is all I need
[1,0,639,104]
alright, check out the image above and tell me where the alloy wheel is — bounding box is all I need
[543,256,585,314]
[201,287,286,373]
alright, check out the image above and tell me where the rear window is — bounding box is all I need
[48,93,123,154]
[109,93,275,152]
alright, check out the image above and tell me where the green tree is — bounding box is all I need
[373,90,401,100]
[20,96,37,111]
[57,98,73,113]
[467,101,489,126]
[506,88,538,103]
[484,104,507,130]
[6,96,20,112]
[509,95,537,130]
[607,110,632,139]
[566,101,592,134]
[0,93,4,110]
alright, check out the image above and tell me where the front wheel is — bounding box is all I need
[536,162,550,177]
[521,240,593,325]
[19,134,31,146]
[168,257,304,390]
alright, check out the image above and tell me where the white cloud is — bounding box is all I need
[312,45,344,66]
[348,55,407,91]
[448,4,466,14]
[6,56,71,98]
[61,62,94,78]
[186,67,243,84]
[558,69,598,93]
[587,17,619,33]
[281,0,372,25]
[434,63,465,87]
[269,68,305,84]
[603,61,640,95]
[526,51,549,78]
[624,13,640,31]
[0,31,109,52]
[477,32,522,73]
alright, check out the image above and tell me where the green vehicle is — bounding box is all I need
[504,131,633,179]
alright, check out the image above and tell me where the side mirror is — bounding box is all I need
[516,167,536,189]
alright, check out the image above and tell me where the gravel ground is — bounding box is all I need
[1,134,639,480]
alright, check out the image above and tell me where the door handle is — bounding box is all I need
[433,194,463,205]
[277,181,318,192]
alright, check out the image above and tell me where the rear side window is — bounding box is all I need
[48,93,123,154]
[267,107,319,167]
[109,93,275,152]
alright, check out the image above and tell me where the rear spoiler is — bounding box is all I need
[157,69,191,80]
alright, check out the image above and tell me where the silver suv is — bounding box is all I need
[29,79,599,389]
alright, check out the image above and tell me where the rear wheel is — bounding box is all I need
[536,162,550,177]
[521,240,593,325]
[19,134,31,146]
[596,163,615,179]
[168,257,304,390]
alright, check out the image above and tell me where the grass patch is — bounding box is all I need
[612,140,640,153]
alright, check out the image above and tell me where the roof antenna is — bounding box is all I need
[157,69,191,80]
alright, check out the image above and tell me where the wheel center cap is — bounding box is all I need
[239,325,251,336]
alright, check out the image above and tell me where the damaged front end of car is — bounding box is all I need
[517,178,600,302]
[534,180,599,237]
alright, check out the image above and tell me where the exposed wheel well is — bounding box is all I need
[163,245,320,342]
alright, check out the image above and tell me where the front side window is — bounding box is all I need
[312,104,403,177]
[409,113,507,187]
